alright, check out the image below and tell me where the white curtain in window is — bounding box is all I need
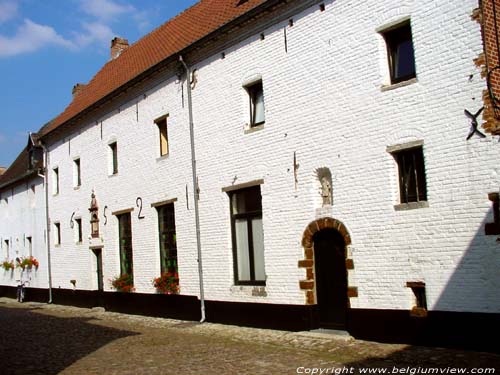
[235,219,250,281]
[254,90,265,124]
[252,217,265,281]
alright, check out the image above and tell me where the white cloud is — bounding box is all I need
[0,0,18,24]
[72,21,115,49]
[79,0,134,21]
[0,19,75,58]
[133,10,152,32]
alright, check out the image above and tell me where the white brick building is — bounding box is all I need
[1,0,498,349]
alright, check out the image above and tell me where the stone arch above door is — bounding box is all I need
[298,217,358,305]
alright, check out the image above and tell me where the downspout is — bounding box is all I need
[38,142,53,304]
[179,55,206,323]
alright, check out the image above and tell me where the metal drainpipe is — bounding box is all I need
[38,142,53,304]
[179,55,206,323]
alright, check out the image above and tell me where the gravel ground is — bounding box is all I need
[0,298,498,375]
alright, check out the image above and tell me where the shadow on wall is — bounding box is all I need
[348,208,500,353]
[432,209,499,313]
[0,305,138,375]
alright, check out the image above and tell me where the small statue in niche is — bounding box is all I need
[317,167,333,207]
[89,190,100,238]
[321,176,332,206]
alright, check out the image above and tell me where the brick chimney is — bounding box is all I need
[72,83,87,99]
[111,37,129,60]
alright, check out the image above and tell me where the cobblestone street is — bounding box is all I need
[0,298,498,375]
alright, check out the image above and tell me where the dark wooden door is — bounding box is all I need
[93,249,104,291]
[314,229,348,329]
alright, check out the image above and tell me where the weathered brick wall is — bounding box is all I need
[475,0,500,133]
[0,179,48,289]
[41,0,500,313]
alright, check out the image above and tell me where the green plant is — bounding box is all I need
[16,256,39,270]
[1,260,14,271]
[110,274,134,293]
[153,272,179,294]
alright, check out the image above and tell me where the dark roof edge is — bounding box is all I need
[0,170,41,191]
[40,0,321,139]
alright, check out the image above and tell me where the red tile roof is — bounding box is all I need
[39,0,267,137]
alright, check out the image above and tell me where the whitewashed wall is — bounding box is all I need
[0,178,48,290]
[44,0,500,313]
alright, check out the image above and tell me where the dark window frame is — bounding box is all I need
[117,213,133,278]
[53,167,59,194]
[155,117,169,157]
[156,203,177,274]
[394,146,427,204]
[382,21,416,84]
[109,142,118,175]
[246,81,265,127]
[75,218,83,243]
[54,222,61,245]
[229,185,266,286]
[74,158,81,187]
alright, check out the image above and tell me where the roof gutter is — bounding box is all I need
[38,142,53,304]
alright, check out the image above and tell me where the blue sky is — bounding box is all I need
[0,0,198,168]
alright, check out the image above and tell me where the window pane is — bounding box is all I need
[231,186,262,214]
[158,204,177,274]
[118,214,133,276]
[251,217,265,281]
[235,219,250,281]
[254,89,265,124]
[415,149,427,201]
[158,119,168,156]
[394,40,415,80]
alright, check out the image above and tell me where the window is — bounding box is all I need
[109,142,118,175]
[73,158,81,187]
[156,203,177,274]
[245,80,265,127]
[382,21,416,84]
[117,213,133,277]
[393,146,427,204]
[155,117,169,156]
[75,218,83,243]
[229,185,266,285]
[407,281,427,317]
[54,223,61,246]
[26,236,32,256]
[53,167,59,195]
[4,239,9,259]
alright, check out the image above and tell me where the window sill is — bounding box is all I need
[381,77,417,92]
[156,154,170,162]
[52,193,59,197]
[108,173,118,178]
[244,123,264,134]
[230,284,267,297]
[73,186,81,191]
[54,244,60,248]
[410,307,428,318]
[394,201,429,211]
[76,241,83,245]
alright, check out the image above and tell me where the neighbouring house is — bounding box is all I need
[0,0,499,351]
[0,134,47,291]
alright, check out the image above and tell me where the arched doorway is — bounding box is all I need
[313,228,348,329]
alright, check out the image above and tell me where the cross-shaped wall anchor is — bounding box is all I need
[465,107,486,140]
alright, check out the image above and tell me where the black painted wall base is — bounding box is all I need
[0,286,498,353]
